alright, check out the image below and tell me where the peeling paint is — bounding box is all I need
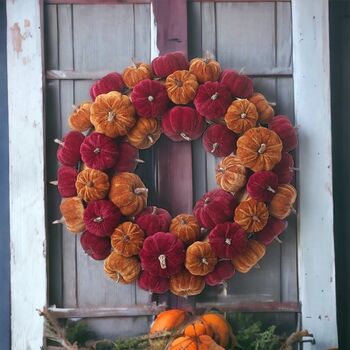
[10,23,23,57]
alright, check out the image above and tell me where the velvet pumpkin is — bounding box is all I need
[150,309,188,335]
[269,184,297,219]
[189,56,221,83]
[113,142,143,173]
[169,214,200,245]
[247,171,279,202]
[162,106,205,142]
[83,199,122,237]
[76,168,110,202]
[215,155,247,193]
[205,260,236,287]
[219,69,253,99]
[208,222,248,259]
[138,270,169,294]
[165,70,198,104]
[109,172,148,216]
[169,335,224,350]
[131,79,170,118]
[127,117,161,149]
[68,101,93,132]
[90,91,136,138]
[185,242,218,276]
[184,319,214,338]
[234,198,269,232]
[169,269,205,297]
[89,72,125,100]
[268,115,298,152]
[202,124,237,157]
[55,131,85,166]
[135,206,172,237]
[193,189,238,230]
[80,230,111,260]
[152,52,189,78]
[273,152,295,184]
[255,217,287,245]
[139,232,185,277]
[80,132,119,170]
[194,82,232,121]
[55,166,78,197]
[236,127,282,172]
[249,92,274,124]
[122,61,152,89]
[57,197,85,233]
[224,99,258,134]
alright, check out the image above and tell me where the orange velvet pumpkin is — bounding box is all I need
[68,101,93,132]
[150,309,188,335]
[165,70,199,104]
[90,91,136,138]
[249,92,274,124]
[169,335,224,350]
[127,117,161,149]
[185,242,218,276]
[236,127,282,172]
[169,214,200,246]
[122,61,152,89]
[56,196,85,233]
[170,269,205,297]
[184,319,214,338]
[216,155,247,193]
[269,184,297,219]
[109,172,148,216]
[189,56,221,83]
[224,99,258,134]
[231,239,266,273]
[111,221,144,257]
[75,168,110,202]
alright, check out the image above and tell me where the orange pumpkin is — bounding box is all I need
[111,221,144,257]
[224,99,258,134]
[184,319,214,338]
[189,56,221,83]
[150,309,188,335]
[185,242,217,276]
[234,198,269,232]
[216,155,247,193]
[169,335,224,350]
[90,91,136,138]
[169,214,200,245]
[269,184,297,219]
[249,92,274,124]
[122,61,152,89]
[165,70,199,104]
[68,101,93,132]
[231,239,266,273]
[236,127,282,172]
[55,196,85,233]
[75,168,110,202]
[127,117,161,149]
[169,269,205,297]
[109,172,148,216]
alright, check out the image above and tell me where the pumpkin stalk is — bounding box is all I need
[204,197,210,205]
[49,180,58,186]
[291,207,297,214]
[134,187,148,195]
[52,218,64,224]
[131,57,138,68]
[147,135,154,144]
[151,206,157,215]
[225,238,232,245]
[93,216,103,223]
[268,101,277,107]
[211,142,219,153]
[240,112,247,119]
[135,158,145,164]
[107,111,116,122]
[217,166,225,173]
[201,257,209,265]
[175,79,183,87]
[239,67,245,75]
[93,147,101,154]
[252,215,261,223]
[258,143,267,154]
[148,95,154,102]
[267,186,276,193]
[211,92,219,100]
[158,254,167,269]
[275,236,283,244]
[180,132,191,142]
[290,167,299,171]
[54,139,65,147]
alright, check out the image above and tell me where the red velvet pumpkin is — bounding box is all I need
[247,171,279,202]
[273,152,295,184]
[194,82,232,121]
[202,124,237,157]
[80,230,111,260]
[255,217,287,246]
[139,232,185,277]
[219,69,253,98]
[268,115,298,152]
[80,132,119,170]
[113,142,143,173]
[138,270,169,294]
[55,131,85,166]
[162,106,205,142]
[205,260,236,287]
[208,222,248,259]
[83,199,122,237]
[131,79,170,118]
[152,52,189,78]
[135,206,172,237]
[89,72,125,100]
[56,166,78,197]
[193,189,238,230]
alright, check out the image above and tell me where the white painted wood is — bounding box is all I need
[292,0,338,347]
[7,1,46,349]
[150,2,159,60]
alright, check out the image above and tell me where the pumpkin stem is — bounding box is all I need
[275,236,283,244]
[175,79,183,87]
[180,218,187,225]
[49,180,58,186]
[201,257,209,265]
[211,143,218,153]
[180,132,191,142]
[239,67,245,75]
[201,227,209,235]
[240,112,247,119]
[86,181,94,187]
[204,50,214,62]
[217,166,225,173]
[258,143,266,154]
[147,135,154,144]
[225,238,232,245]
[204,197,210,205]
[266,186,276,194]
[54,138,65,147]
[158,254,167,269]
[108,111,116,122]
[252,215,261,223]
[93,216,103,223]
[131,57,138,68]
[291,207,297,214]
[268,101,276,107]
[93,147,101,154]
[52,217,64,224]
[151,206,157,215]
[290,167,299,171]
[135,158,145,164]
[72,104,78,111]
[115,273,121,284]
[148,95,154,102]
[134,187,148,195]
[211,92,219,101]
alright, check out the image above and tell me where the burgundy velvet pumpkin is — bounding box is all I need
[89,72,125,100]
[205,261,236,287]
[131,79,170,118]
[139,232,185,277]
[56,131,85,166]
[83,199,122,237]
[151,52,189,78]
[268,115,298,152]
[135,206,172,237]
[219,69,254,99]
[80,230,111,260]
[138,270,169,294]
[273,152,295,184]
[80,132,119,170]
[56,166,78,197]
[202,124,237,157]
[255,217,287,245]
[113,142,143,173]
[193,189,238,230]
[208,222,248,259]
[194,81,232,121]
[247,171,279,202]
[162,106,205,142]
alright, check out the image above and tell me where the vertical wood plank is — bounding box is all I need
[276,2,292,69]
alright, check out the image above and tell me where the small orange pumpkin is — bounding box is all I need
[56,197,85,233]
[231,239,266,273]
[225,99,258,134]
[269,184,297,219]
[234,198,269,232]
[109,172,148,216]
[249,92,274,124]
[184,319,214,338]
[165,70,199,104]
[122,61,152,89]
[169,214,200,245]
[127,117,161,149]
[169,335,224,350]
[216,155,247,193]
[189,55,221,83]
[185,242,218,276]
[75,168,110,202]
[68,101,93,132]
[150,309,188,335]
[169,269,205,297]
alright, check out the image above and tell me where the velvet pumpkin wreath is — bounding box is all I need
[52,51,298,297]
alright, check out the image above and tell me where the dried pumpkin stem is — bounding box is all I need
[108,111,116,122]
[275,236,283,244]
[239,67,245,75]
[52,218,64,224]
[131,57,138,68]
[204,197,210,205]
[175,79,183,87]
[49,180,58,186]
[180,132,191,142]
[201,257,209,265]
[266,186,276,193]
[290,167,299,171]
[268,101,277,107]
[135,158,145,164]
[151,206,157,215]
[225,238,232,245]
[148,95,154,102]
[240,113,247,119]
[93,147,101,154]
[86,181,94,187]
[211,92,219,101]
[54,139,65,147]
[252,215,261,223]
[201,227,209,235]
[217,166,225,173]
[134,187,148,195]
[93,216,103,223]
[211,143,218,153]
[258,143,267,154]
[180,218,187,225]
[291,207,297,214]
[147,135,154,144]
[158,254,167,269]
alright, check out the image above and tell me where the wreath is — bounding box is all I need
[53,51,298,297]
